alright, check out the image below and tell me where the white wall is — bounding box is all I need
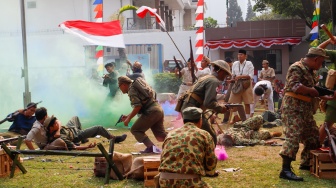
[124,30,197,62]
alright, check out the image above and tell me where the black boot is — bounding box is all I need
[279,156,304,181]
[114,134,127,143]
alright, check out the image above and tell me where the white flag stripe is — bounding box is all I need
[96,57,103,65]
[60,24,125,48]
[136,6,166,30]
[310,26,318,34]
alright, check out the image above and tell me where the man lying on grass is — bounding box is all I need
[25,107,126,150]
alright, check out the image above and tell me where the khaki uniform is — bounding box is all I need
[128,82,167,143]
[279,60,320,166]
[181,75,226,144]
[259,67,275,82]
[217,115,271,146]
[324,50,336,123]
[159,122,217,188]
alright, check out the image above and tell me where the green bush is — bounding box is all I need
[152,73,181,93]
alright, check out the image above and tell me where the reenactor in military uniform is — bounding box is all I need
[179,60,232,145]
[159,107,218,188]
[217,115,282,146]
[118,76,167,153]
[103,62,119,99]
[279,48,331,181]
[318,38,336,144]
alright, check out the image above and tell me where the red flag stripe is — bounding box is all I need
[95,11,103,19]
[61,20,122,36]
[95,50,103,58]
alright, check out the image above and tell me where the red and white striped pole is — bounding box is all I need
[93,0,104,73]
[195,0,204,67]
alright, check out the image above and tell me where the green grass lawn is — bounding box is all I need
[0,111,335,188]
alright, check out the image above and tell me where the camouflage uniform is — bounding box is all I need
[159,122,217,188]
[181,75,226,144]
[128,80,167,144]
[279,60,320,166]
[218,115,271,146]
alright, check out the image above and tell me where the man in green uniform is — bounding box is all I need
[217,115,282,147]
[180,60,231,144]
[103,62,119,99]
[279,48,329,181]
[159,107,218,188]
[45,115,127,150]
[118,76,167,153]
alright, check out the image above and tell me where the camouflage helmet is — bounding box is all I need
[211,60,232,76]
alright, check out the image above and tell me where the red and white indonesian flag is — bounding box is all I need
[59,20,125,48]
[136,6,166,30]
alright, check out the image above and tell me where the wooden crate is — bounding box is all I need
[143,158,160,187]
[310,150,336,179]
[0,149,12,177]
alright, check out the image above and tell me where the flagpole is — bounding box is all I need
[164,30,187,64]
[20,0,31,107]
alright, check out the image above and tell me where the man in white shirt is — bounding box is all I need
[250,80,274,117]
[228,49,254,121]
[196,56,211,78]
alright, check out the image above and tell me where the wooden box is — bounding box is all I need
[0,149,12,177]
[143,158,160,187]
[310,150,336,179]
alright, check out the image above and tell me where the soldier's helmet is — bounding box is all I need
[211,60,231,76]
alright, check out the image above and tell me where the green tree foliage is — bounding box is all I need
[153,73,181,93]
[253,0,333,28]
[204,17,218,28]
[227,0,244,26]
[245,0,256,21]
[251,12,291,21]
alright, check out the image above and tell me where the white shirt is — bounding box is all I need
[231,60,254,79]
[26,120,48,149]
[196,67,211,78]
[250,80,274,114]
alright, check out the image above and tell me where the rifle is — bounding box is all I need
[115,115,124,126]
[173,56,182,78]
[0,101,42,125]
[225,103,247,121]
[189,37,197,83]
[314,86,334,96]
[324,123,336,162]
[321,24,336,43]
[0,136,26,144]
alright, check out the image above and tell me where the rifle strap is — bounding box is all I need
[185,75,215,110]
